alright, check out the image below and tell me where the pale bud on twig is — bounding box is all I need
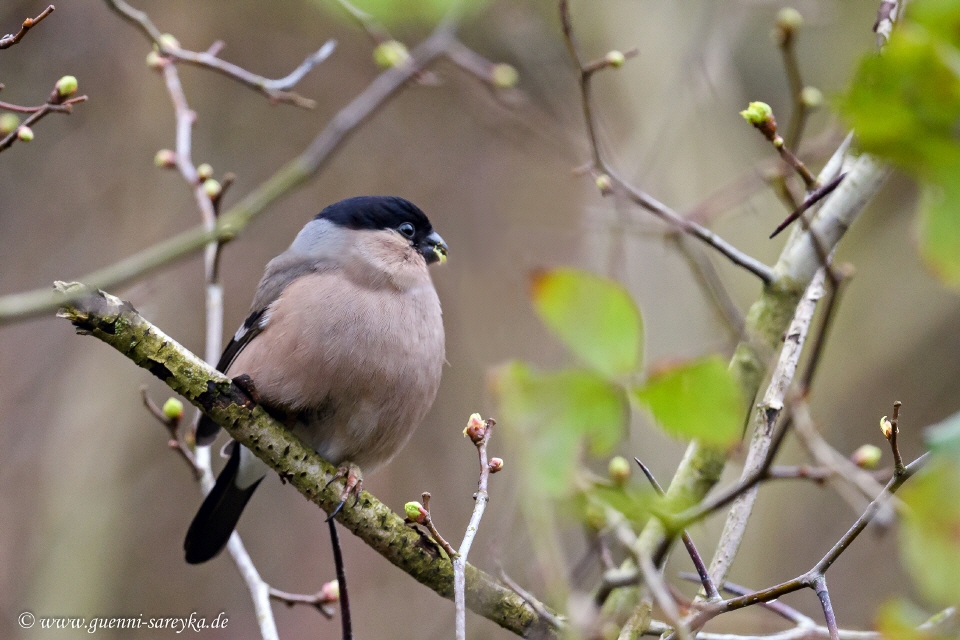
[16,126,33,142]
[146,50,165,70]
[488,457,504,473]
[158,33,181,51]
[319,579,340,603]
[851,444,882,470]
[490,63,519,88]
[373,40,410,69]
[608,456,631,486]
[202,178,222,199]
[154,149,177,168]
[463,413,488,444]
[197,163,214,181]
[880,416,893,440]
[604,50,626,68]
[595,174,613,195]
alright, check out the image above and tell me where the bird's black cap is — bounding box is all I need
[317,196,447,263]
[317,196,433,235]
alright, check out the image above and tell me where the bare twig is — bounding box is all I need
[456,415,497,640]
[499,570,565,631]
[0,5,54,49]
[884,401,905,477]
[268,582,338,619]
[678,573,815,627]
[770,173,846,239]
[557,0,775,284]
[635,458,718,601]
[0,96,87,153]
[140,387,200,478]
[416,492,457,558]
[104,0,334,108]
[328,518,352,640]
[0,21,458,323]
[677,454,929,638]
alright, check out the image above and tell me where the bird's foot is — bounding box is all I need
[326,462,363,521]
[231,374,261,406]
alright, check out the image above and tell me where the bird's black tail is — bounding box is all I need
[184,445,262,564]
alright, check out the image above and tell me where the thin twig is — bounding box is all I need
[268,584,337,619]
[635,458,718,601]
[677,454,929,638]
[0,5,54,49]
[557,0,775,284]
[770,173,846,239]
[456,416,496,640]
[140,387,201,478]
[677,573,815,627]
[0,21,458,324]
[886,401,905,477]
[812,576,839,640]
[0,96,87,153]
[499,570,565,631]
[103,0,334,108]
[419,492,457,558]
[329,518,352,640]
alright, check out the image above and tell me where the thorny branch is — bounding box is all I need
[0,5,54,49]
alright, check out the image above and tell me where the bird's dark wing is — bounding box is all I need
[194,308,268,445]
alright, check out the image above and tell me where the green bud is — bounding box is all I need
[202,178,222,199]
[490,63,519,88]
[604,50,626,68]
[595,174,613,195]
[404,501,427,523]
[162,397,184,420]
[146,50,165,70]
[608,456,631,485]
[776,8,803,32]
[154,149,177,168]
[158,33,180,50]
[197,163,214,180]
[0,113,20,134]
[373,40,410,69]
[55,75,78,97]
[16,126,34,142]
[801,86,823,108]
[851,444,882,470]
[740,101,773,126]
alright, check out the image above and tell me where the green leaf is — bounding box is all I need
[839,2,960,287]
[925,409,960,458]
[875,599,941,640]
[531,268,643,379]
[320,0,489,27]
[492,362,629,495]
[633,356,743,447]
[899,457,960,607]
[919,179,960,286]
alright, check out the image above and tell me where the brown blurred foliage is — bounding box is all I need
[1,1,959,638]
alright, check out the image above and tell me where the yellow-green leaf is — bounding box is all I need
[899,458,960,607]
[633,356,743,447]
[531,268,643,379]
[492,362,628,495]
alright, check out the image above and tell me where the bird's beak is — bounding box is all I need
[421,231,448,265]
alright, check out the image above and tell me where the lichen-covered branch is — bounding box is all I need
[55,283,559,640]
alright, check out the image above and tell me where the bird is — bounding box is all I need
[184,195,447,565]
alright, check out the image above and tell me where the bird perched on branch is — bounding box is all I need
[184,196,448,564]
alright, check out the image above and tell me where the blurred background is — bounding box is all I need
[1,0,958,638]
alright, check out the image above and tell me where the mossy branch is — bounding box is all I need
[54,282,559,640]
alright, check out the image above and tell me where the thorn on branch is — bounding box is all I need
[769,172,846,239]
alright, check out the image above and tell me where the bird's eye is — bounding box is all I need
[398,222,415,238]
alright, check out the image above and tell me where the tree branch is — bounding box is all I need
[55,284,559,639]
[0,5,54,49]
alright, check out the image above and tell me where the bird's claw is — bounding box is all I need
[326,463,363,521]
